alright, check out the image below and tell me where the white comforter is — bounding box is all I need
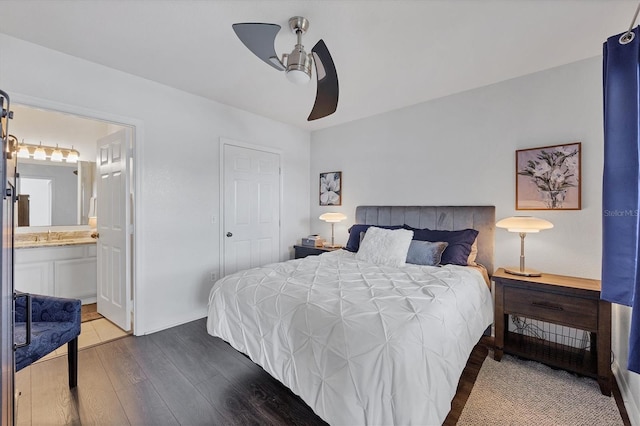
[207,250,493,426]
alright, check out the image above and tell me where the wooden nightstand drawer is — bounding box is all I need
[504,286,598,331]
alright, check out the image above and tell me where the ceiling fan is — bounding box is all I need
[232,16,339,121]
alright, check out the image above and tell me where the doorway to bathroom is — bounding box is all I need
[10,103,136,337]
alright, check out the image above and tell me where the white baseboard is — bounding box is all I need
[613,361,640,426]
[139,309,208,335]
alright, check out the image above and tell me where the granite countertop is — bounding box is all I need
[15,231,97,249]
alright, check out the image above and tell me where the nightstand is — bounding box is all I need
[493,268,612,396]
[293,245,340,259]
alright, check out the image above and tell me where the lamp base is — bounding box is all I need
[504,267,542,277]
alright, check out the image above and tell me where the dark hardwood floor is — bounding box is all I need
[15,318,487,425]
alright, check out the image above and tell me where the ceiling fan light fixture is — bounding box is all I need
[286,68,311,84]
[285,48,312,84]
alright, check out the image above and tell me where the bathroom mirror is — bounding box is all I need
[17,160,96,227]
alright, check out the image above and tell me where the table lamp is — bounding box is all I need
[496,216,553,277]
[319,212,347,248]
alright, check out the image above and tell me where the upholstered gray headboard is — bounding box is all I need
[355,206,496,275]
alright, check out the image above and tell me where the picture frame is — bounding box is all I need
[319,171,342,206]
[516,142,581,210]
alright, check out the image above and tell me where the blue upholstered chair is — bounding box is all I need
[14,293,81,388]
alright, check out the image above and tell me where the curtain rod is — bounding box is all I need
[620,1,640,44]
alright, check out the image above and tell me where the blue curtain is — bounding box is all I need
[602,26,640,374]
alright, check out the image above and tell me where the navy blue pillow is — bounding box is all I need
[345,224,403,252]
[404,226,479,266]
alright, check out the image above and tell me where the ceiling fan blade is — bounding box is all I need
[232,23,285,71]
[308,39,338,121]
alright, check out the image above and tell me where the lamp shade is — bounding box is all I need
[286,68,311,84]
[66,149,79,163]
[33,144,46,160]
[319,212,347,223]
[496,216,553,233]
[17,145,30,159]
[50,146,63,162]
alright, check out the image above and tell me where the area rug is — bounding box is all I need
[81,303,103,323]
[457,353,623,425]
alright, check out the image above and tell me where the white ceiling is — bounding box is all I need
[0,0,636,131]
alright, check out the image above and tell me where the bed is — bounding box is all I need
[207,205,495,425]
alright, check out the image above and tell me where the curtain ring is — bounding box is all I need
[620,2,640,45]
[620,31,635,44]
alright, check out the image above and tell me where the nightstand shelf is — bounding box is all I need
[293,245,340,259]
[503,331,598,373]
[493,268,612,396]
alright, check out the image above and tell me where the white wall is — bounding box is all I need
[310,57,639,424]
[0,33,311,334]
[10,104,108,162]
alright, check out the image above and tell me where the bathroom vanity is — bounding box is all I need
[15,231,97,304]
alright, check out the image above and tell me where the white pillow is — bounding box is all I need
[355,227,414,267]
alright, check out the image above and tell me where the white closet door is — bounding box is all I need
[223,143,280,276]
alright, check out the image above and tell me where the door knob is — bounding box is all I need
[226,232,233,237]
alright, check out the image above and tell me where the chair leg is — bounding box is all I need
[67,337,78,388]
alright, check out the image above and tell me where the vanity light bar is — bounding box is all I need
[15,142,80,163]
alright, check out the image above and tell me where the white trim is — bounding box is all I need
[613,361,640,425]
[11,94,140,129]
[141,311,209,335]
[219,138,283,278]
[10,93,145,336]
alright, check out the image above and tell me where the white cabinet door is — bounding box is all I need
[14,262,53,295]
[55,257,97,301]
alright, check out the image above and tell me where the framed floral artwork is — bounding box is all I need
[320,171,342,206]
[516,142,581,210]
